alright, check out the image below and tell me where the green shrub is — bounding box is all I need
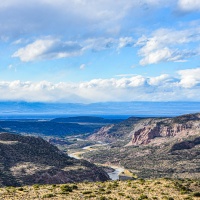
[18,187,24,191]
[33,184,40,189]
[60,184,73,193]
[99,188,105,192]
[99,196,108,200]
[42,193,55,198]
[88,194,96,197]
[138,194,148,200]
[118,192,125,196]
[71,184,78,189]
[193,192,200,197]
[82,191,92,194]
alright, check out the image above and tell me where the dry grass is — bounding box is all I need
[0,178,200,200]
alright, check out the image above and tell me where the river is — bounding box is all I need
[68,144,124,180]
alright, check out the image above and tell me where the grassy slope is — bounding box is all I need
[0,179,200,200]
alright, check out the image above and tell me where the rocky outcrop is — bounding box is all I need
[88,113,200,146]
[88,125,114,143]
[0,132,110,187]
[130,113,200,145]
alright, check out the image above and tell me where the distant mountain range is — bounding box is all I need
[0,101,200,118]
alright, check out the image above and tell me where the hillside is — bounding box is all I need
[88,117,144,143]
[0,178,200,200]
[0,132,109,187]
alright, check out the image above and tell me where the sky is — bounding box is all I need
[0,0,200,103]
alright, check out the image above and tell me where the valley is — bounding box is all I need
[0,113,200,199]
[67,143,133,181]
[47,113,200,180]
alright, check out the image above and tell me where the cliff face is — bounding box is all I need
[88,125,114,143]
[130,113,200,145]
[0,132,110,187]
[89,113,200,146]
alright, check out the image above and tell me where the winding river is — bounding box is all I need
[68,144,125,180]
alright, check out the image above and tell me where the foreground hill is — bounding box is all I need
[0,178,200,199]
[0,132,109,187]
[85,113,200,179]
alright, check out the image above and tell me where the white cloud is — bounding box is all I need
[136,28,200,65]
[0,70,200,102]
[178,0,200,12]
[148,74,170,86]
[12,38,83,62]
[79,64,86,70]
[117,37,134,50]
[178,68,200,88]
[139,47,172,65]
[79,76,146,89]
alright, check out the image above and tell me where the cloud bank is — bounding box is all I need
[0,68,199,102]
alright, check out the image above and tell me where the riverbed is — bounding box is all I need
[68,144,125,180]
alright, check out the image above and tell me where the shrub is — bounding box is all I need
[33,184,40,189]
[42,193,55,198]
[71,184,78,189]
[82,191,92,194]
[193,192,200,197]
[138,194,148,200]
[88,194,96,197]
[99,196,108,200]
[99,188,105,192]
[18,187,24,191]
[118,192,125,196]
[60,184,73,193]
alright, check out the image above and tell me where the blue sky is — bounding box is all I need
[0,0,200,102]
